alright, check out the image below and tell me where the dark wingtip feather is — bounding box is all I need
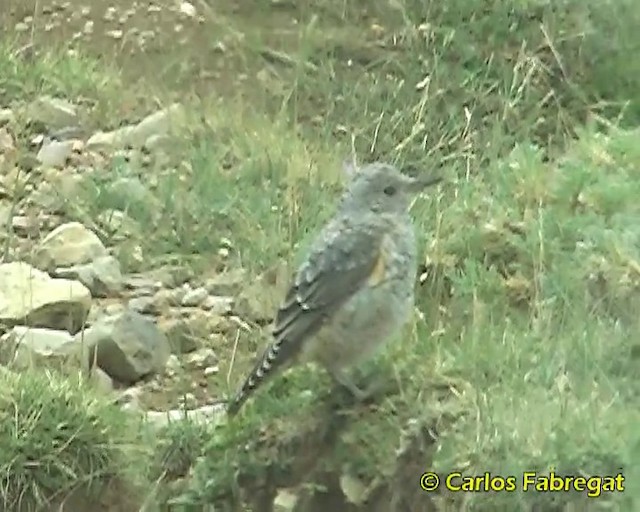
[226,390,247,417]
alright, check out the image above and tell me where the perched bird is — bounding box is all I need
[226,160,442,416]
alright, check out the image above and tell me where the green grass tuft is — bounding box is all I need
[0,369,151,510]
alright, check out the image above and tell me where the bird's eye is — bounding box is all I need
[383,185,397,196]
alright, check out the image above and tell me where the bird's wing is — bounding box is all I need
[273,220,387,350]
[227,219,387,415]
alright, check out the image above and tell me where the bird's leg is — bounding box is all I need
[328,367,370,401]
[329,364,398,403]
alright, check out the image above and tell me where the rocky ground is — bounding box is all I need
[0,0,306,430]
[0,95,267,426]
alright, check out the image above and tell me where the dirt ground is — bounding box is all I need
[2,0,317,100]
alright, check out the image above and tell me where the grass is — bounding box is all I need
[0,369,150,511]
[1,0,640,509]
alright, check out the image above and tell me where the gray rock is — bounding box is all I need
[0,261,91,333]
[129,103,186,147]
[0,109,15,125]
[128,296,159,315]
[201,295,233,315]
[86,103,186,150]
[144,133,170,151]
[143,403,226,429]
[26,96,78,129]
[180,286,208,307]
[274,489,298,512]
[53,255,124,298]
[85,128,131,151]
[0,326,79,369]
[164,354,182,375]
[77,309,171,384]
[88,366,114,394]
[186,347,217,368]
[36,221,108,268]
[36,139,74,168]
[48,125,87,141]
[10,215,40,237]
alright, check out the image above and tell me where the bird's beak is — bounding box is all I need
[405,174,443,192]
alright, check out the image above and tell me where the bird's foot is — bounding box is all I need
[328,368,394,407]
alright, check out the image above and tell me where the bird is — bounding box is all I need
[226,160,442,416]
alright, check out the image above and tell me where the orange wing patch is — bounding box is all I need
[367,242,387,286]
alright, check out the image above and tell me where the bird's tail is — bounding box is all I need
[226,339,287,417]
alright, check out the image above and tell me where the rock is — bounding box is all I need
[85,301,125,327]
[88,366,114,394]
[26,96,78,129]
[85,128,131,151]
[53,255,124,298]
[204,268,246,295]
[0,261,91,333]
[86,103,186,150]
[128,296,158,315]
[0,109,15,125]
[0,326,80,369]
[48,125,87,141]
[203,365,219,376]
[164,354,182,375]
[144,403,225,429]
[186,347,217,369]
[143,133,170,151]
[178,1,197,18]
[106,29,123,40]
[36,221,107,268]
[36,139,74,167]
[180,286,208,307]
[30,134,44,147]
[11,215,40,237]
[340,473,368,505]
[77,309,171,384]
[201,295,233,315]
[129,103,186,148]
[177,392,198,408]
[273,489,298,512]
